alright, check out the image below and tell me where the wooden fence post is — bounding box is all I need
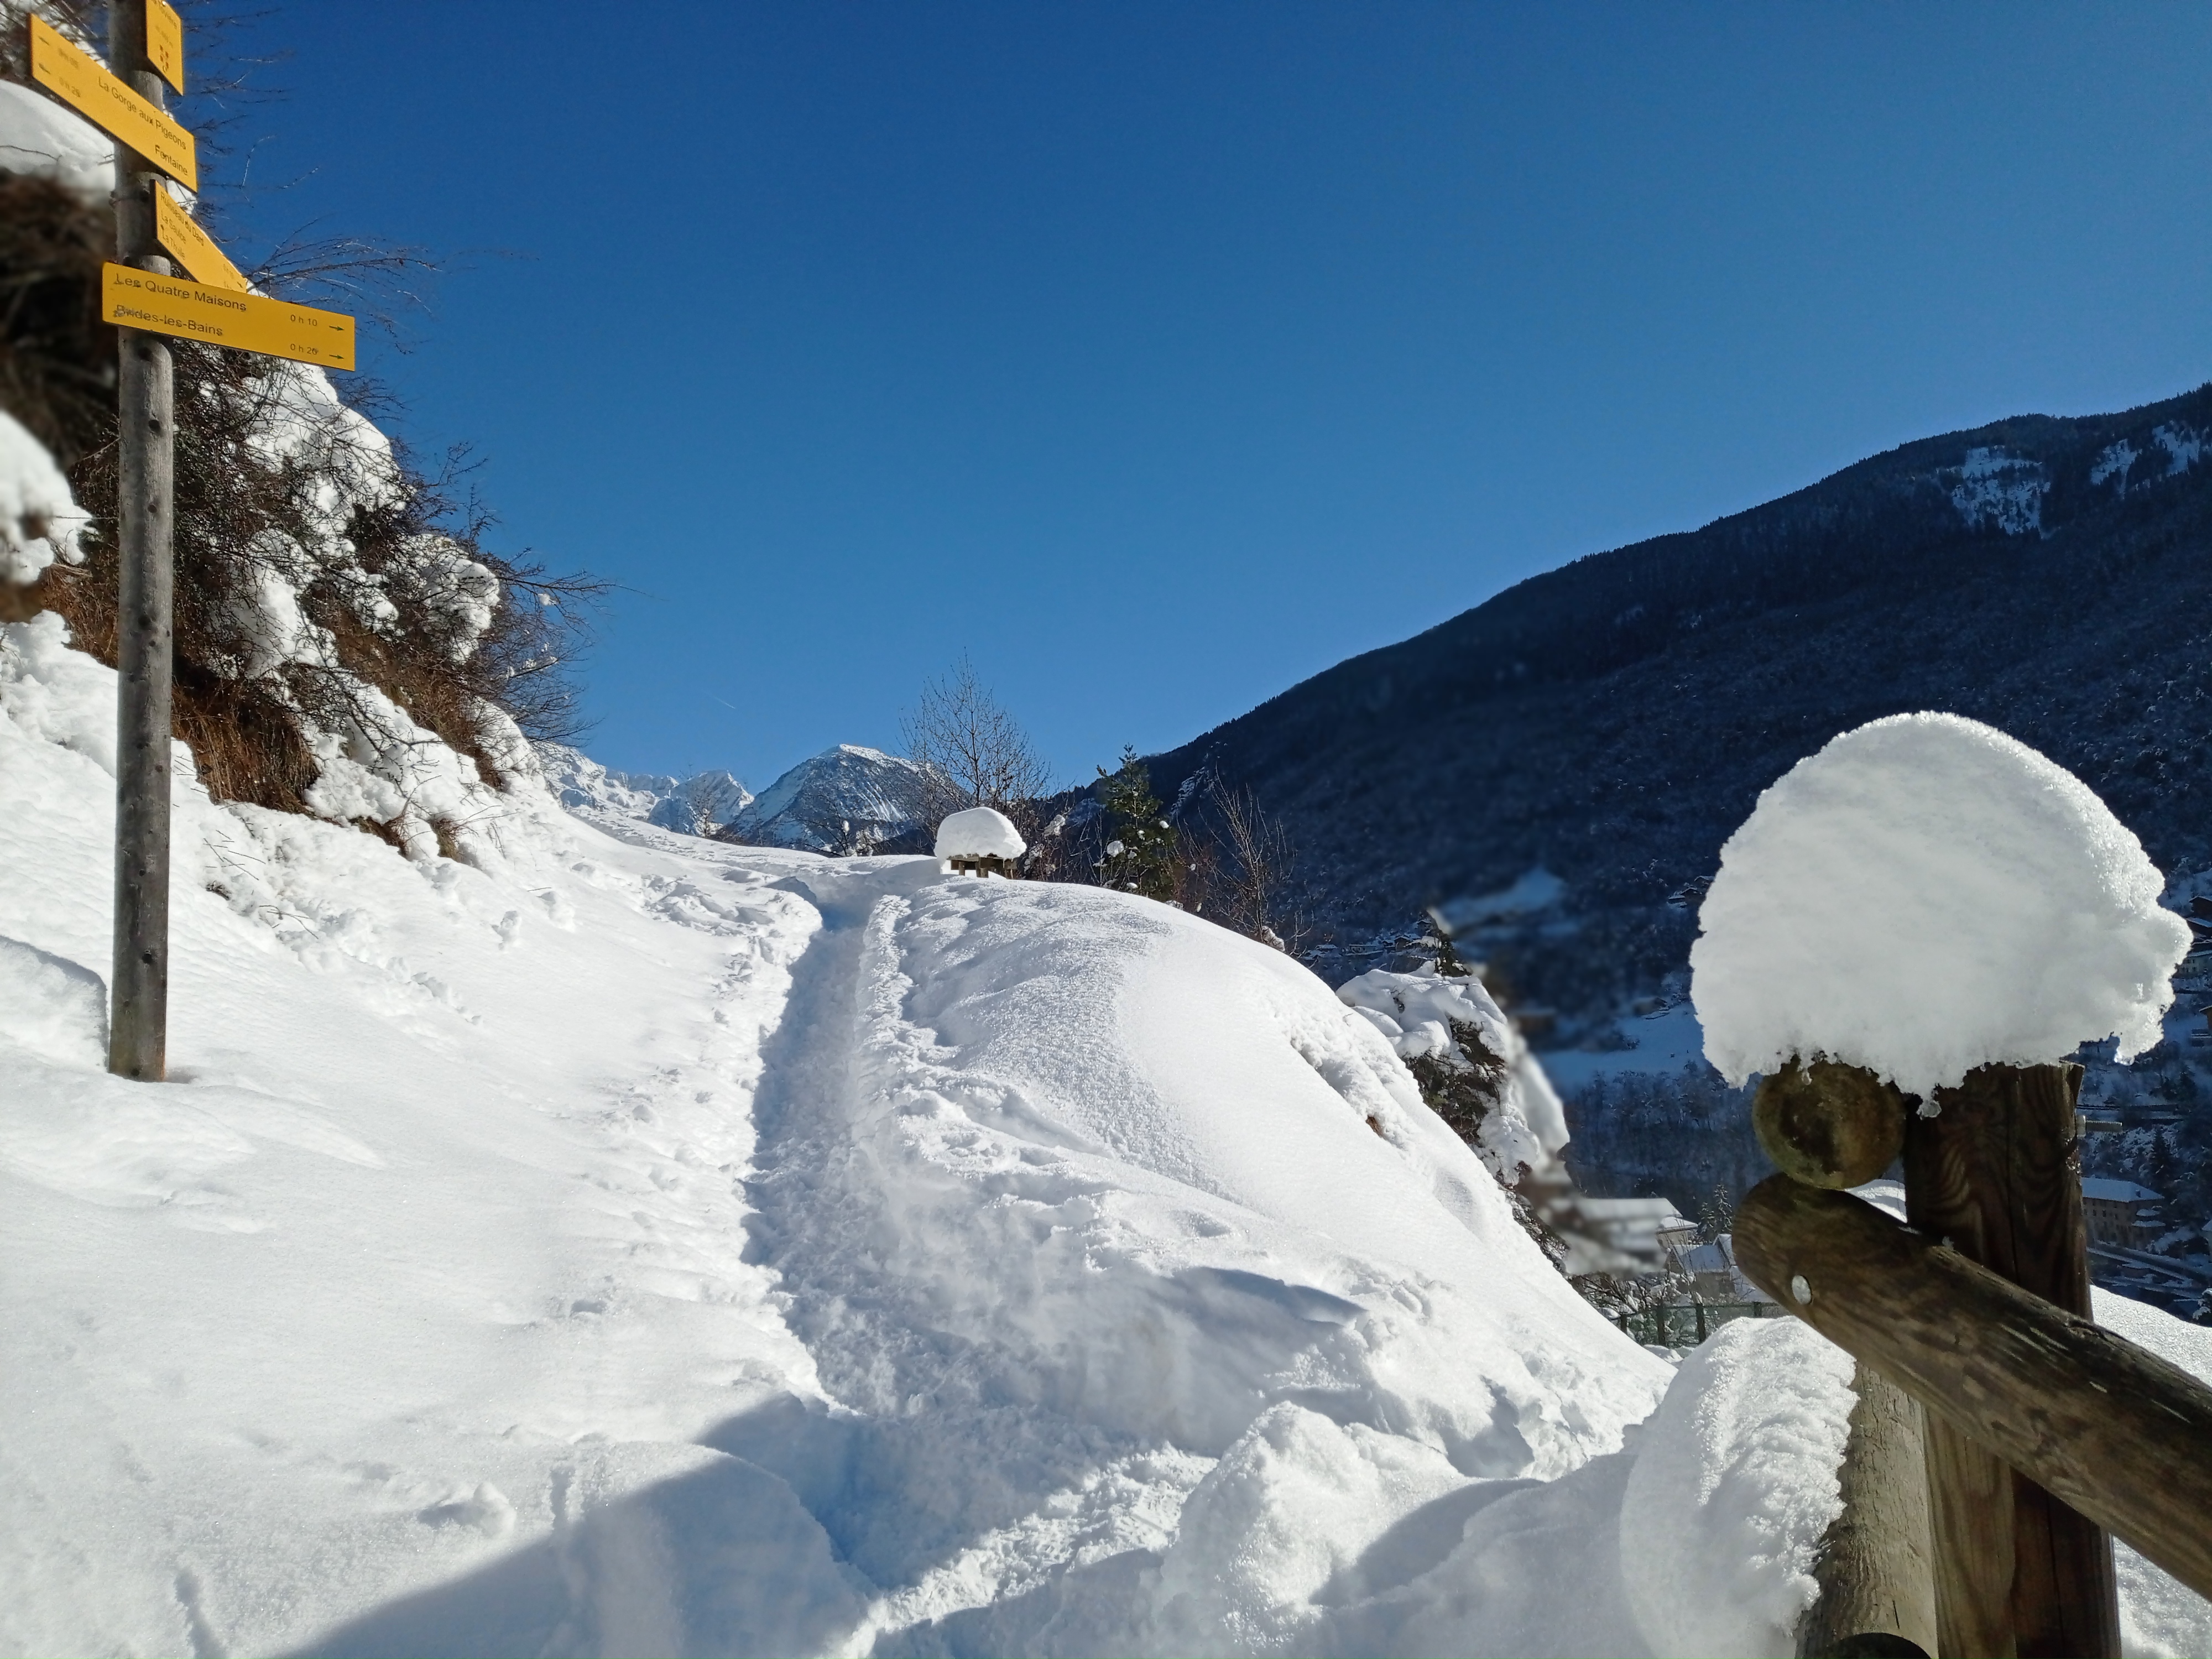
[1904,1062,2119,1659]
[1797,1364,1938,1659]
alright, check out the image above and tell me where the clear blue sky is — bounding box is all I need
[191,3,2212,790]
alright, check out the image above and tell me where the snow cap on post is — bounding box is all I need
[1691,712,2190,1097]
[934,806,1026,860]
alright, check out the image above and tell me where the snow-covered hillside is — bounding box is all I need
[5,607,2210,1656]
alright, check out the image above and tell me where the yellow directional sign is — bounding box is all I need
[28,14,197,191]
[153,190,247,292]
[147,0,185,95]
[102,264,354,371]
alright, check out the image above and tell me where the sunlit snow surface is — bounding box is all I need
[4,628,2208,1656]
[1693,712,2190,1097]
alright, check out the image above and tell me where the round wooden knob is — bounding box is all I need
[1754,1060,1906,1189]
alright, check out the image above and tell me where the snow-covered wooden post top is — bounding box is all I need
[1691,713,2198,1659]
[936,807,1026,879]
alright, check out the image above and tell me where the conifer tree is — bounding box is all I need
[1095,747,1178,901]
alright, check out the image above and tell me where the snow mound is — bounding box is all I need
[1621,1317,1855,1658]
[0,408,87,586]
[934,805,1025,859]
[0,933,105,1066]
[1692,713,2190,1095]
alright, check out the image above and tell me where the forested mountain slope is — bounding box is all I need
[1152,385,2212,1018]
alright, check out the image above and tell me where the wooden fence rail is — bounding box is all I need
[1613,1300,1787,1347]
[1734,1175,2212,1609]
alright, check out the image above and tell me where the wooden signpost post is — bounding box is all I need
[22,3,356,1079]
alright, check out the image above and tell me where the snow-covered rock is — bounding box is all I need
[1692,712,2190,1096]
[725,743,929,851]
[934,805,1025,859]
[0,408,87,587]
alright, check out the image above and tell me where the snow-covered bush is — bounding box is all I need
[0,66,602,860]
[1336,962,1568,1185]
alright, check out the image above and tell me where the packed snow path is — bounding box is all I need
[7,621,2212,1655]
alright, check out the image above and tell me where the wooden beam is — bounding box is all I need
[1905,1062,2117,1659]
[1754,1060,1907,1189]
[1732,1176,2212,1611]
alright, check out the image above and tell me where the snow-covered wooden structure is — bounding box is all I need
[1697,713,2211,1658]
[935,806,1026,879]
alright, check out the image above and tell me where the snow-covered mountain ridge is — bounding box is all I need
[721,742,930,852]
[538,743,754,837]
[541,740,930,853]
[1147,381,2212,1010]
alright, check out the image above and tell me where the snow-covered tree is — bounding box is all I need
[1094,746,1178,901]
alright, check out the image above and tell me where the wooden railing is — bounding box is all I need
[1613,1298,1787,1348]
[1736,1059,2212,1658]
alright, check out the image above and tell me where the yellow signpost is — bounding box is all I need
[58,0,361,1078]
[27,14,196,190]
[102,264,356,371]
[152,190,248,292]
[146,0,184,95]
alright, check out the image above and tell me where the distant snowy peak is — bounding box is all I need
[539,740,926,849]
[536,744,667,818]
[722,744,930,852]
[535,744,752,837]
[649,771,752,837]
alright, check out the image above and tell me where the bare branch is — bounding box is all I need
[901,655,1055,842]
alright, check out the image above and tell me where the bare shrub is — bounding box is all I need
[1200,779,1306,950]
[901,655,1054,840]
